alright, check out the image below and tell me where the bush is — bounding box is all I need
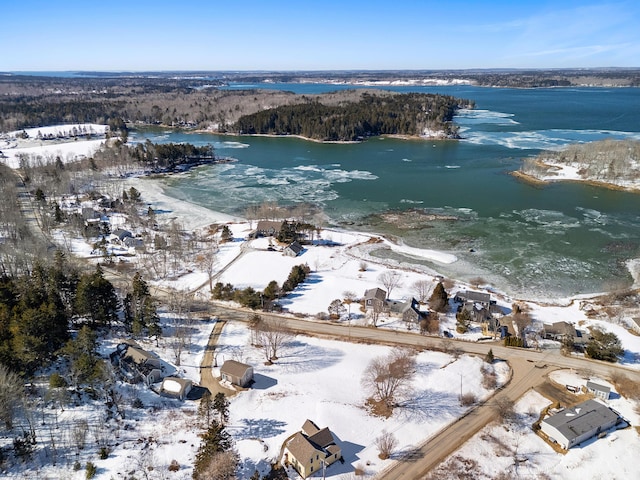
[132,397,144,409]
[74,461,81,471]
[168,459,180,472]
[585,328,623,362]
[460,393,477,406]
[85,462,97,479]
[49,372,67,388]
[99,446,109,459]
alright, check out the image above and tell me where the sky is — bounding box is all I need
[1,0,639,71]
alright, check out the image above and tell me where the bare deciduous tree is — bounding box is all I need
[256,317,292,363]
[343,291,357,320]
[375,430,398,460]
[412,280,431,303]
[195,450,238,480]
[378,271,402,299]
[362,348,416,409]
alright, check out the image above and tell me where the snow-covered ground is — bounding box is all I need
[432,370,640,479]
[0,123,108,168]
[215,322,510,479]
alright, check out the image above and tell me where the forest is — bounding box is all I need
[232,92,472,141]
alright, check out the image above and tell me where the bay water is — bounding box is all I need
[130,85,640,301]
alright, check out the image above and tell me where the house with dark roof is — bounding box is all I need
[284,241,304,257]
[111,341,162,386]
[586,381,611,401]
[255,220,284,237]
[220,360,254,388]
[282,420,342,479]
[539,399,622,450]
[363,288,387,312]
[543,321,587,346]
[386,297,427,324]
[454,290,494,308]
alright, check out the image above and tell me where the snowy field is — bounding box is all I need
[0,123,108,168]
[215,322,510,479]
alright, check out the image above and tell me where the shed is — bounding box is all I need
[540,399,621,449]
[586,381,611,401]
[220,360,254,388]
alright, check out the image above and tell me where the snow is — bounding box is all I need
[435,370,640,480]
[161,378,183,393]
[216,322,510,478]
[0,123,108,168]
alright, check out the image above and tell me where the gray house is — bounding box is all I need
[255,220,284,237]
[454,290,494,309]
[220,360,254,388]
[586,381,611,401]
[363,288,387,311]
[540,399,621,449]
[543,321,586,346]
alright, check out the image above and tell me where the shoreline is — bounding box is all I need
[129,172,632,310]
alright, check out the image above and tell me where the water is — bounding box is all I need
[130,85,640,301]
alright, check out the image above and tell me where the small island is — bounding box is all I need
[229,91,473,142]
[515,139,640,191]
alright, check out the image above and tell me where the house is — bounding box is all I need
[113,228,133,242]
[256,220,284,237]
[401,298,426,324]
[481,315,502,337]
[284,241,304,257]
[81,206,100,220]
[159,376,193,401]
[123,236,144,249]
[586,381,611,401]
[454,290,495,309]
[630,317,640,334]
[363,288,387,311]
[111,341,162,385]
[282,420,342,479]
[543,321,586,346]
[220,360,254,388]
[539,399,622,450]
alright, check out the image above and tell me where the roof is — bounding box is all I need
[286,241,304,254]
[220,359,252,378]
[122,344,156,365]
[586,381,611,395]
[286,432,323,462]
[542,399,620,442]
[545,321,576,336]
[161,377,192,393]
[364,288,387,302]
[308,427,336,449]
[256,220,283,233]
[301,419,320,437]
[457,290,491,304]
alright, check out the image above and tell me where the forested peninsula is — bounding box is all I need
[231,92,473,141]
[517,139,640,191]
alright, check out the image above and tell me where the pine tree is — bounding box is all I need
[428,282,449,312]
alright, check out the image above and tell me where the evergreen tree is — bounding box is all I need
[193,420,233,478]
[213,392,230,426]
[428,282,449,312]
[124,273,161,343]
[75,265,119,328]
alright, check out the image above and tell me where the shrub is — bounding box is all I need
[460,393,477,406]
[132,398,144,409]
[168,459,180,472]
[99,446,109,459]
[74,461,81,471]
[85,461,97,479]
[49,372,67,388]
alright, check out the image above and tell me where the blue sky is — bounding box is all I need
[1,0,639,71]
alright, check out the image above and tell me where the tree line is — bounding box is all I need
[233,92,473,141]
